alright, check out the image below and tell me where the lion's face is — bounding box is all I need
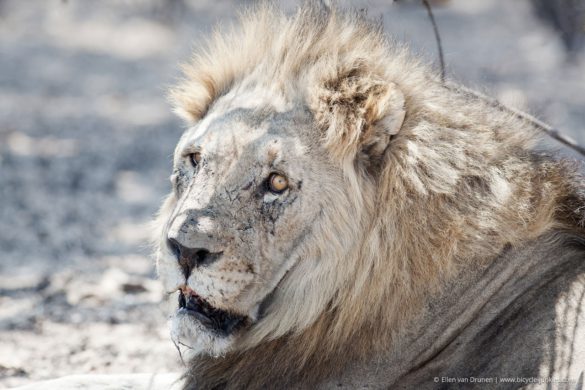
[157,89,342,356]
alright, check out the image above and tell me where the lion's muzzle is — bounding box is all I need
[166,210,224,277]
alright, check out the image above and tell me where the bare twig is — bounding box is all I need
[172,337,187,366]
[446,83,585,156]
[417,0,585,156]
[421,0,445,81]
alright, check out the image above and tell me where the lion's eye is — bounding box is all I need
[268,173,288,193]
[189,152,202,168]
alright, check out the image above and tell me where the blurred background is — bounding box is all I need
[0,0,583,387]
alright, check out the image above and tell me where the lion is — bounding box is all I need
[152,3,585,389]
[14,3,585,390]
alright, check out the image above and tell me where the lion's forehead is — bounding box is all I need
[179,105,311,171]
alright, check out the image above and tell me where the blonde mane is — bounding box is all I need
[169,4,584,389]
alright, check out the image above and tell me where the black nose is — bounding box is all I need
[167,238,222,277]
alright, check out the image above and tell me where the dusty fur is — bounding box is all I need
[167,3,585,389]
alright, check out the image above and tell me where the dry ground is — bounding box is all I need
[0,0,583,387]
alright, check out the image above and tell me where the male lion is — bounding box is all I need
[152,4,585,389]
[15,3,584,390]
[153,3,585,390]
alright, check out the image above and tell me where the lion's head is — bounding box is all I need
[154,4,412,357]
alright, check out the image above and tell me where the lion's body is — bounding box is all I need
[16,3,585,390]
[298,233,585,389]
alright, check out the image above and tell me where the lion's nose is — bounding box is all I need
[167,237,222,277]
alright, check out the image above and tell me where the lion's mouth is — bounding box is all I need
[178,288,247,336]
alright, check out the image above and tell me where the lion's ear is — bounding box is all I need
[309,68,405,164]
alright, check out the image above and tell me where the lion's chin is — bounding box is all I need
[169,290,249,357]
[170,310,237,358]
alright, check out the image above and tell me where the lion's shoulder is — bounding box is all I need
[329,231,585,389]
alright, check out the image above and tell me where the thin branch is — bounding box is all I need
[172,337,187,366]
[446,83,585,156]
[416,0,585,156]
[422,0,445,82]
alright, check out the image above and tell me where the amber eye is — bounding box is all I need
[189,152,202,167]
[268,173,288,193]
